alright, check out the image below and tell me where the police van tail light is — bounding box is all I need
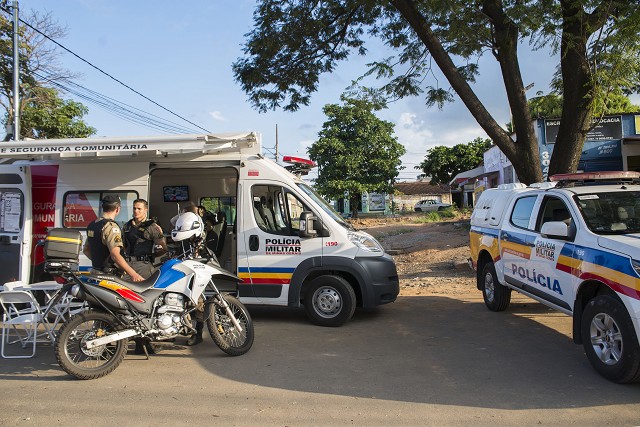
[632,260,640,277]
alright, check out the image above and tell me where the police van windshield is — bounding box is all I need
[297,183,353,230]
[575,191,640,234]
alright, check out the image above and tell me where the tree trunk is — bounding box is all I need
[548,0,595,176]
[349,194,360,219]
[390,0,542,184]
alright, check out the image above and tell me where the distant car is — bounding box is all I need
[414,199,452,212]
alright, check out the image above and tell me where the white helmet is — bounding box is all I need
[171,212,204,242]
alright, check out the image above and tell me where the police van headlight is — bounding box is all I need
[348,231,383,253]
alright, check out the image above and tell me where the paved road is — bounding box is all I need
[1,292,640,426]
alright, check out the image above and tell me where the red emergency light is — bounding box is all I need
[282,156,316,167]
[550,171,640,182]
[282,156,316,176]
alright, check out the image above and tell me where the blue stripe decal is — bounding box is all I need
[470,226,500,237]
[238,267,296,273]
[153,259,187,289]
[559,243,637,277]
[501,230,536,247]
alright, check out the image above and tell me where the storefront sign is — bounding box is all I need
[545,116,622,144]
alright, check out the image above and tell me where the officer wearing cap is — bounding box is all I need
[82,195,144,282]
[123,198,167,278]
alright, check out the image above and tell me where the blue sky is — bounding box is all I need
[23,0,565,181]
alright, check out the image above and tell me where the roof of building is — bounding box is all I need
[394,181,450,195]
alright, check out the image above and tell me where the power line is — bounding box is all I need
[2,6,211,133]
[34,71,201,134]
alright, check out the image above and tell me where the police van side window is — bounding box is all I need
[252,185,310,236]
[63,191,138,228]
[509,196,537,229]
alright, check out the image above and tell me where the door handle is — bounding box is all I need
[249,235,259,251]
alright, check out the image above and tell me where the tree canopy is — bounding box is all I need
[0,9,93,139]
[308,97,405,218]
[417,137,492,185]
[234,0,640,184]
[19,87,95,139]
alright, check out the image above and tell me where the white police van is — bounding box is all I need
[0,133,399,326]
[470,172,640,382]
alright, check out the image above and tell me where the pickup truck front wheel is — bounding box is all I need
[481,261,511,311]
[304,275,356,327]
[581,295,640,383]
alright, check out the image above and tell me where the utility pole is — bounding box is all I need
[11,0,19,140]
[275,124,279,162]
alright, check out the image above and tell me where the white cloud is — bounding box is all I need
[208,111,227,121]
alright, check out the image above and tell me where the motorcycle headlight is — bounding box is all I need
[348,231,383,253]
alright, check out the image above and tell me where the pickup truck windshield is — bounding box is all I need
[297,183,353,230]
[574,191,640,234]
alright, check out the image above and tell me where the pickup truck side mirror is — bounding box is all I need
[540,221,569,240]
[299,211,318,238]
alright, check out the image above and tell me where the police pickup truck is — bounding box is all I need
[470,172,640,383]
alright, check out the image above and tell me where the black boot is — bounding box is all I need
[186,322,204,346]
[134,338,155,355]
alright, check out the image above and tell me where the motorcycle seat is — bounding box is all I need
[94,270,161,293]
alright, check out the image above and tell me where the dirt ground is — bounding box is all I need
[350,213,475,297]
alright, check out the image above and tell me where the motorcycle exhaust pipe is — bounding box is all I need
[85,329,138,349]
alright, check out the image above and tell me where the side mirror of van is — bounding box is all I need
[540,221,569,240]
[299,211,318,238]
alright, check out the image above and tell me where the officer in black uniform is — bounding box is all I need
[122,198,167,278]
[82,195,144,282]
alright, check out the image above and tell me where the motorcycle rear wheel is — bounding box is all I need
[55,310,127,380]
[205,294,254,356]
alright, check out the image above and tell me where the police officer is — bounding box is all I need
[123,198,168,278]
[82,195,144,282]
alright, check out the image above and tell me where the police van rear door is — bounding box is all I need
[0,165,32,284]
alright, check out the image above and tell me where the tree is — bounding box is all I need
[526,92,639,118]
[19,87,96,139]
[233,1,640,183]
[417,137,492,185]
[308,97,405,218]
[0,9,86,139]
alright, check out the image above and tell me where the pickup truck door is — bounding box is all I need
[500,195,539,294]
[528,195,576,312]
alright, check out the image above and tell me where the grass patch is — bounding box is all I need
[411,207,467,223]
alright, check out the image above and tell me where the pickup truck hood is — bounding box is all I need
[598,234,640,258]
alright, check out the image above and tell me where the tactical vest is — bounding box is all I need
[87,218,117,270]
[123,219,155,257]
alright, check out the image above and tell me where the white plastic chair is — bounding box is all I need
[0,291,53,358]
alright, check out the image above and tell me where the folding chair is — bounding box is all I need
[0,291,53,358]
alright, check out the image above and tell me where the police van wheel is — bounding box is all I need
[481,261,511,312]
[304,275,356,327]
[581,295,640,383]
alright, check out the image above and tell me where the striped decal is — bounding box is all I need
[46,236,82,244]
[238,267,295,285]
[555,244,640,300]
[98,280,145,303]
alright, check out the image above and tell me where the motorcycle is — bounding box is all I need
[44,212,254,380]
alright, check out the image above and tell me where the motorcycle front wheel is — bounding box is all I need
[205,294,254,356]
[54,310,127,380]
